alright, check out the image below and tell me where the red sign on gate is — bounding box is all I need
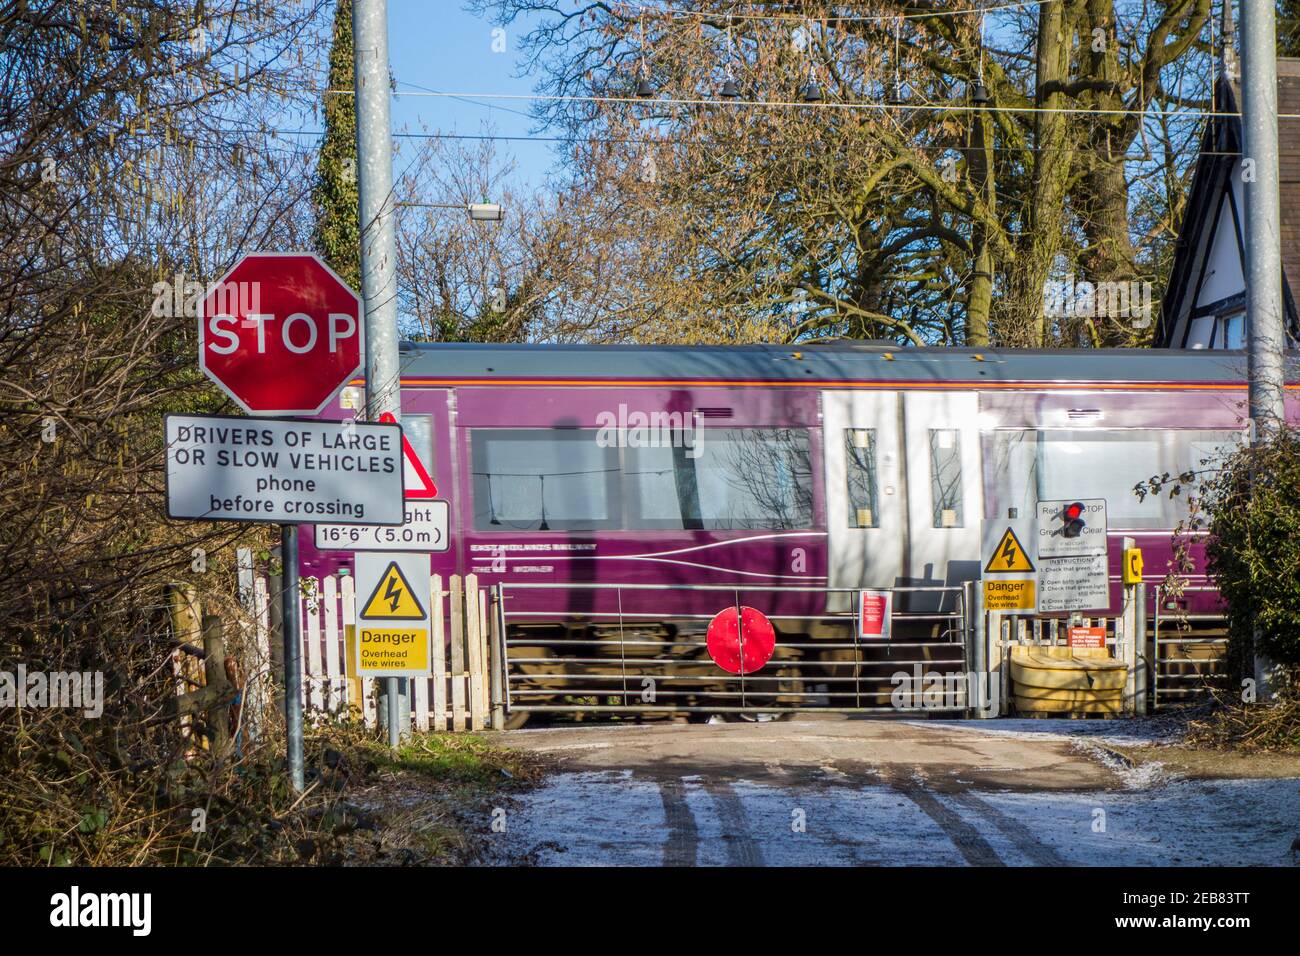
[859,589,892,640]
[706,606,776,675]
[1068,625,1107,649]
[199,252,363,416]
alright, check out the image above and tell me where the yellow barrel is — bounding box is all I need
[1010,645,1128,716]
[1010,645,1127,692]
[1013,694,1123,715]
[1013,683,1124,703]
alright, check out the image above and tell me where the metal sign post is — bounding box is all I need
[165,415,404,793]
[185,250,376,791]
[281,526,304,790]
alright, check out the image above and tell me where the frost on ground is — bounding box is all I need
[910,717,1185,749]
[1068,738,1172,789]
[489,771,1300,867]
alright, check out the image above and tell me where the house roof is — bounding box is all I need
[1157,63,1300,347]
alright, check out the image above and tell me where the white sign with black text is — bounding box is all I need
[1037,553,1110,613]
[316,500,449,552]
[165,414,405,525]
[1036,498,1108,558]
[1035,498,1110,612]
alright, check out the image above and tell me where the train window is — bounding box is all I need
[929,429,964,528]
[402,415,435,482]
[983,429,1240,527]
[844,429,878,528]
[470,429,621,531]
[624,428,813,530]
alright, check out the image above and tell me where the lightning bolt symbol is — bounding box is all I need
[384,576,403,612]
[1002,537,1018,568]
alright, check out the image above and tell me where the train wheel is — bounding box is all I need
[502,710,531,730]
[719,664,802,722]
[720,712,795,722]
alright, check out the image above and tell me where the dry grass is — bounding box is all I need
[0,716,544,867]
[1183,690,1300,754]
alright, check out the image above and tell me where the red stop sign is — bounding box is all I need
[199,252,363,415]
[706,606,776,675]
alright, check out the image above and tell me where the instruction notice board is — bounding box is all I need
[1036,498,1110,613]
[1038,553,1110,613]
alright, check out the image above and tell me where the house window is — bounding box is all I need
[1215,312,1245,349]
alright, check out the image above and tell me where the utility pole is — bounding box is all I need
[353,0,408,745]
[1239,0,1288,697]
[1241,0,1288,436]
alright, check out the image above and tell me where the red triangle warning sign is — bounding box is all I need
[378,411,438,499]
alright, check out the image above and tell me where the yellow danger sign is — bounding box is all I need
[984,527,1035,573]
[357,627,430,673]
[984,578,1036,611]
[359,561,427,620]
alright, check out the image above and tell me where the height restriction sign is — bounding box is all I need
[354,553,432,677]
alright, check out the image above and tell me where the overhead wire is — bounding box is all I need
[324,87,1250,120]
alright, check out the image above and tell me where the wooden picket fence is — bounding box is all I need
[252,571,498,732]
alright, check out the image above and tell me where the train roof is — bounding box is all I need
[396,342,1300,385]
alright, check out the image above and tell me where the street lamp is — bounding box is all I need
[400,201,505,222]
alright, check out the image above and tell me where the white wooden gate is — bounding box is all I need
[253,571,498,732]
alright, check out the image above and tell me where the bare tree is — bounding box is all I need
[472,0,1212,347]
[0,0,332,865]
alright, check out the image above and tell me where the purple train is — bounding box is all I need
[298,343,1297,720]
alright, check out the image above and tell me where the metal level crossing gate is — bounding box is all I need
[491,583,975,719]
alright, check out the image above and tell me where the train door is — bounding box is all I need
[823,390,983,610]
[899,391,982,606]
[822,391,905,610]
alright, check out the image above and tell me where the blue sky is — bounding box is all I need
[385,1,554,191]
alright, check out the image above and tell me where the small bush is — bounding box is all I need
[1200,427,1300,673]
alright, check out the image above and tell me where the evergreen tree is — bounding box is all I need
[313,0,361,291]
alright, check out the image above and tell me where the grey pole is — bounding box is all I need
[354,0,407,745]
[1241,0,1288,437]
[281,527,305,791]
[1240,0,1287,696]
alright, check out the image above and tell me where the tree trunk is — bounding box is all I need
[1013,1,1076,346]
[966,100,995,346]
